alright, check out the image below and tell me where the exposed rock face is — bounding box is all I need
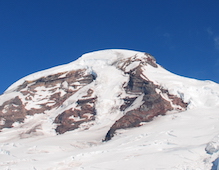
[104,60,187,141]
[0,96,26,129]
[54,94,97,134]
[0,50,187,140]
[0,69,96,131]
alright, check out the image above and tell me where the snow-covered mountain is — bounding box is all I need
[0,49,219,170]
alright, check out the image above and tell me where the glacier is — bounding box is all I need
[0,49,219,170]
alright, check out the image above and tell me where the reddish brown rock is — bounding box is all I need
[0,69,96,131]
[104,62,187,141]
[0,96,26,129]
[54,96,97,134]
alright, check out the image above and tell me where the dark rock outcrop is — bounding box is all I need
[54,94,97,134]
[104,57,187,141]
[0,69,96,131]
[0,96,26,129]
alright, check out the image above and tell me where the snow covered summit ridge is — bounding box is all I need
[0,49,188,136]
[6,48,219,109]
[1,49,219,169]
[5,49,149,93]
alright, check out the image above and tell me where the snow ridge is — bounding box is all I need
[0,49,219,169]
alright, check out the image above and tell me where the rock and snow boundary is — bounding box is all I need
[0,49,219,169]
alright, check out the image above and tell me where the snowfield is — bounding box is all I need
[1,49,219,170]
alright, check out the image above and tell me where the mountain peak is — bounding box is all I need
[0,49,187,138]
[1,49,219,169]
[5,49,155,93]
[78,49,156,67]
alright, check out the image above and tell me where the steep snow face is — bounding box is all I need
[0,49,219,169]
[4,49,143,93]
[145,64,219,108]
[0,49,187,136]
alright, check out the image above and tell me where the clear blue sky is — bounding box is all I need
[1,0,219,94]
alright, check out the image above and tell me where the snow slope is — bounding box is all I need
[1,49,219,170]
[5,49,137,93]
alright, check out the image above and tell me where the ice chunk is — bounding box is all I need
[206,135,219,154]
